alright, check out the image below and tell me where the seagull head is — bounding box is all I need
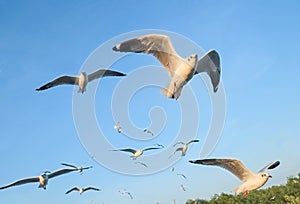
[261,172,272,178]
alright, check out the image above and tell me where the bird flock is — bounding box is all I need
[1,33,280,202]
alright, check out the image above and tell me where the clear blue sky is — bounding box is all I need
[1,1,300,203]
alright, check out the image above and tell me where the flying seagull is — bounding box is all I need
[112,146,162,159]
[36,68,126,93]
[143,129,154,136]
[173,139,199,156]
[189,158,280,196]
[177,173,187,180]
[118,189,133,199]
[65,186,100,195]
[134,161,148,168]
[114,122,122,133]
[0,168,77,190]
[112,34,220,99]
[180,184,186,191]
[61,163,93,174]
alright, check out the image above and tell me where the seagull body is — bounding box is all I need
[36,69,126,93]
[189,158,280,196]
[65,186,100,195]
[173,139,199,156]
[113,147,161,159]
[61,163,93,173]
[0,168,77,190]
[112,34,220,99]
[114,122,122,133]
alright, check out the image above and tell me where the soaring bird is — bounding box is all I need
[112,34,220,99]
[118,189,133,199]
[36,69,126,93]
[114,122,122,133]
[189,158,280,196]
[61,163,93,174]
[0,168,77,190]
[112,147,161,159]
[173,139,199,156]
[65,186,100,195]
[143,129,154,136]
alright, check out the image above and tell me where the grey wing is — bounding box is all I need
[85,187,100,192]
[112,34,181,76]
[65,187,79,194]
[88,69,126,82]
[195,50,221,92]
[61,163,77,169]
[259,161,280,172]
[48,168,76,179]
[177,174,187,179]
[36,76,78,91]
[142,147,160,151]
[0,177,39,190]
[173,142,184,147]
[189,158,254,182]
[174,147,183,154]
[114,148,137,154]
[186,139,200,145]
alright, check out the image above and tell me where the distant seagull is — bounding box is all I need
[177,173,187,180]
[180,184,186,191]
[65,186,100,195]
[173,139,199,156]
[61,163,93,174]
[0,168,77,190]
[189,158,280,196]
[114,122,122,133]
[143,129,154,136]
[154,143,165,148]
[112,146,162,159]
[171,167,175,172]
[118,189,133,199]
[134,161,148,168]
[36,69,126,93]
[113,34,220,99]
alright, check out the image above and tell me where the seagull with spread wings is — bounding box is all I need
[173,139,199,156]
[36,69,126,93]
[0,168,77,190]
[65,186,100,195]
[189,158,280,196]
[112,146,162,159]
[113,34,220,99]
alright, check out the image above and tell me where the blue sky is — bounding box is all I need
[1,0,300,203]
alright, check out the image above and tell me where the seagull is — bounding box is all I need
[173,139,199,156]
[154,143,165,148]
[61,163,93,174]
[114,122,122,133]
[36,68,126,93]
[0,168,77,190]
[65,186,100,195]
[180,184,186,191]
[189,158,280,196]
[143,129,154,136]
[118,189,133,199]
[134,161,148,168]
[177,173,187,180]
[112,147,161,159]
[112,34,220,99]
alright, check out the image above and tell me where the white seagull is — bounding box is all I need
[114,122,122,133]
[36,68,126,93]
[173,139,199,156]
[61,163,93,174]
[189,158,280,196]
[112,146,162,159]
[0,168,77,190]
[112,34,221,99]
[65,186,100,195]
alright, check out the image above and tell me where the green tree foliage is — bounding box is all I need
[186,173,300,204]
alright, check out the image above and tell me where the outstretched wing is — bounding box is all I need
[88,69,126,82]
[48,168,76,179]
[61,163,77,169]
[65,187,79,194]
[113,34,182,76]
[189,158,254,182]
[259,161,280,173]
[173,142,184,147]
[195,50,221,92]
[85,187,100,192]
[0,177,39,190]
[186,139,200,145]
[174,147,183,154]
[36,76,78,91]
[142,147,161,152]
[113,148,137,154]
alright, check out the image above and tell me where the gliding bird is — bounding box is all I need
[112,146,161,159]
[173,139,199,156]
[65,186,100,195]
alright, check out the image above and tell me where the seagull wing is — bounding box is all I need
[186,139,200,145]
[88,69,126,82]
[85,187,100,192]
[142,147,161,152]
[36,76,78,91]
[61,163,78,169]
[48,168,76,179]
[189,158,255,182]
[177,174,187,179]
[174,147,183,154]
[173,142,184,147]
[65,187,80,194]
[113,148,137,154]
[0,177,39,190]
[113,34,181,76]
[195,50,221,92]
[259,161,280,172]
